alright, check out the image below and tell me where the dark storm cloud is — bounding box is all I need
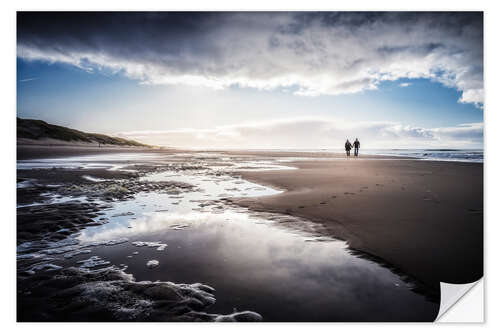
[17,12,483,105]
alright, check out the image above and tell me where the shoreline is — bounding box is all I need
[16,145,483,295]
[231,156,483,292]
[18,144,483,163]
[16,148,440,321]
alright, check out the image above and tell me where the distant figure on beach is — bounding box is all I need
[353,138,360,156]
[345,139,352,157]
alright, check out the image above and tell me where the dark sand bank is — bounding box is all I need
[17,144,181,160]
[232,156,483,292]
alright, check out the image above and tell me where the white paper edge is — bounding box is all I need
[436,278,484,322]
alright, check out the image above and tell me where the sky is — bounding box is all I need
[16,12,484,149]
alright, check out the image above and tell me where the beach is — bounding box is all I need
[15,11,486,324]
[230,152,483,291]
[17,144,169,160]
[16,146,482,321]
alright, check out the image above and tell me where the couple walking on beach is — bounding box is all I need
[345,138,360,157]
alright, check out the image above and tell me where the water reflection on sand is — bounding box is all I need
[19,152,439,321]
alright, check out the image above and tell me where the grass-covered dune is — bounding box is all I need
[17,117,150,147]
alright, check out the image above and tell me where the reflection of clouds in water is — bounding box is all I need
[17,152,438,320]
[78,211,267,243]
[194,225,408,316]
[108,208,411,318]
[77,208,357,281]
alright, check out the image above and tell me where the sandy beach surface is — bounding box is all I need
[17,144,171,160]
[18,146,483,289]
[230,151,483,291]
[16,145,481,321]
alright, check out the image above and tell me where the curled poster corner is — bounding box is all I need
[436,279,483,322]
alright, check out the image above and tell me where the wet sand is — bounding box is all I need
[18,146,483,292]
[232,154,483,292]
[17,149,440,321]
[17,144,178,160]
[17,153,265,321]
[16,146,481,321]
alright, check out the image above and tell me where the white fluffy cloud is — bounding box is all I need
[17,12,483,107]
[114,117,483,149]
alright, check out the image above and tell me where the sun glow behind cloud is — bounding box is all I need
[114,117,483,149]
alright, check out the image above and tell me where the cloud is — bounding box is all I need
[399,82,411,87]
[114,117,483,149]
[17,12,483,107]
[19,77,38,83]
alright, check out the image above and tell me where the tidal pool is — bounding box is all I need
[73,169,437,321]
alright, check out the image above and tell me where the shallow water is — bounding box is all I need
[16,152,166,170]
[234,149,484,163]
[17,152,439,321]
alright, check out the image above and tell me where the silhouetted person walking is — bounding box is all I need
[345,139,352,157]
[353,138,360,156]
